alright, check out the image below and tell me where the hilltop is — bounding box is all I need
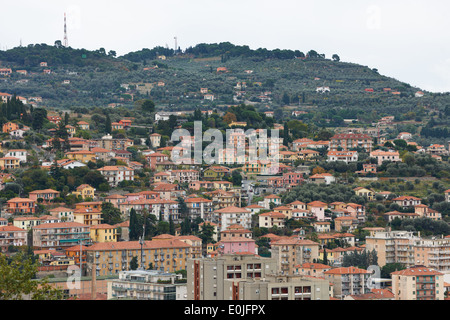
[0,42,448,117]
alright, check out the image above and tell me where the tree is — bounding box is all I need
[169,215,175,235]
[198,223,215,246]
[54,40,63,48]
[322,247,328,265]
[223,112,237,125]
[130,256,138,270]
[31,108,47,131]
[105,114,112,134]
[332,54,340,62]
[380,263,406,279]
[231,170,242,186]
[129,208,141,241]
[0,251,63,300]
[101,202,123,225]
[141,99,155,113]
[282,92,290,105]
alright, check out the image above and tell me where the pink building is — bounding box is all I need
[307,201,328,221]
[218,236,256,255]
[28,189,60,203]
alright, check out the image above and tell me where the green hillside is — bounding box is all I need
[0,42,448,120]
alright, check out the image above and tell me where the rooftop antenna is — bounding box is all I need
[63,12,68,47]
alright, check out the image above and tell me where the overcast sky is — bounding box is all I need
[1,0,449,92]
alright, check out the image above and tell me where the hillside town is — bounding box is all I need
[0,94,450,302]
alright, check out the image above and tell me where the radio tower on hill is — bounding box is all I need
[63,12,68,47]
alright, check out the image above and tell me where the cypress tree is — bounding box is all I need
[105,114,112,134]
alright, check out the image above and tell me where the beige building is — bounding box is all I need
[32,222,91,250]
[413,237,450,272]
[365,230,420,267]
[324,266,371,299]
[270,238,320,275]
[391,266,444,300]
[0,225,28,252]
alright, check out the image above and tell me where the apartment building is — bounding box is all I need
[227,274,330,300]
[211,206,252,232]
[365,230,420,267]
[118,199,179,222]
[327,150,358,163]
[205,189,241,210]
[0,157,20,169]
[258,211,286,229]
[220,224,252,241]
[73,208,103,226]
[370,150,401,165]
[324,267,371,299]
[107,269,186,300]
[330,133,373,152]
[90,224,118,243]
[392,196,422,209]
[185,197,213,221]
[186,254,278,300]
[270,238,320,275]
[13,216,59,230]
[391,266,444,300]
[413,237,450,272]
[85,239,192,276]
[28,189,60,203]
[0,225,28,252]
[295,263,332,278]
[5,149,27,162]
[32,222,91,250]
[72,184,96,200]
[6,197,35,214]
[97,166,134,187]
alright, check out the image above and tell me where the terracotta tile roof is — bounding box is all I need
[90,224,116,229]
[85,239,191,251]
[33,221,89,229]
[390,266,443,276]
[7,197,35,203]
[0,225,25,232]
[297,263,331,269]
[324,266,371,275]
[308,201,327,207]
[214,206,250,214]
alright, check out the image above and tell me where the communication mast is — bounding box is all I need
[63,12,68,47]
[174,36,177,54]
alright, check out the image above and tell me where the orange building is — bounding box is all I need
[2,122,19,133]
[6,197,36,214]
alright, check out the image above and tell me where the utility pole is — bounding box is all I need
[138,219,146,270]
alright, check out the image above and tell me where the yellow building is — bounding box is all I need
[85,239,192,276]
[0,157,20,170]
[203,166,230,180]
[353,187,375,201]
[64,151,96,163]
[90,224,118,243]
[72,184,96,200]
[74,208,103,226]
